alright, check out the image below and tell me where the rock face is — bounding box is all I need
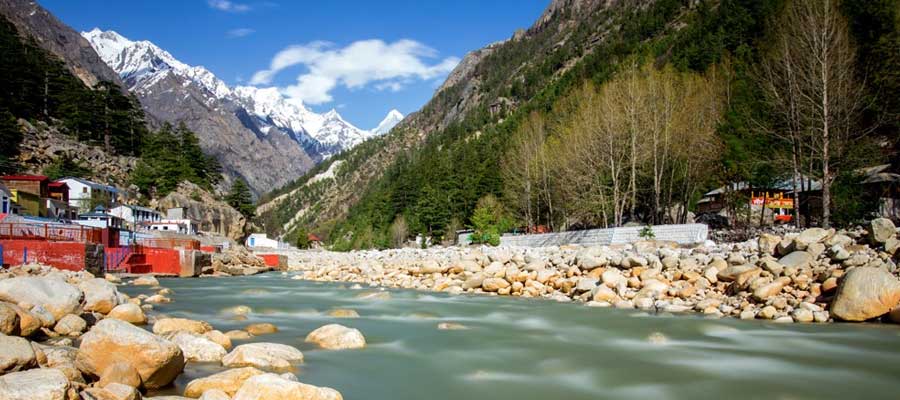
[231,373,342,400]
[831,267,900,321]
[77,319,185,389]
[0,0,124,88]
[221,343,304,372]
[184,367,265,398]
[304,324,366,350]
[0,277,83,320]
[155,181,247,240]
[0,367,71,400]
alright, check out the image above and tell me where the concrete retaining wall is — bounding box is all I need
[496,224,709,247]
[0,240,103,274]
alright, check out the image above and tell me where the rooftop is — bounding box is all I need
[56,177,119,193]
[2,175,49,182]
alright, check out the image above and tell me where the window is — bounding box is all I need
[82,187,87,193]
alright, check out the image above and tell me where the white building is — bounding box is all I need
[246,233,281,249]
[109,205,162,229]
[56,177,119,212]
[146,219,198,235]
[76,205,124,229]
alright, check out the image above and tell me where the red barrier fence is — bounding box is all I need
[0,223,102,244]
[136,237,200,250]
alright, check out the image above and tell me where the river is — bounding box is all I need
[123,272,900,400]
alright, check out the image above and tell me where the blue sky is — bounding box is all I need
[40,0,548,129]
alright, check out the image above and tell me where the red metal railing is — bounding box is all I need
[0,223,103,244]
[135,237,201,250]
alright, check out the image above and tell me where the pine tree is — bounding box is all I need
[227,179,255,219]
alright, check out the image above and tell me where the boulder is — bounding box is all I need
[304,324,366,350]
[0,368,70,400]
[245,323,278,336]
[327,309,359,318]
[481,278,510,292]
[436,322,468,330]
[184,367,265,398]
[794,228,831,249]
[0,334,37,373]
[870,218,897,244]
[132,276,159,286]
[153,318,213,335]
[226,330,253,340]
[77,319,185,389]
[752,277,792,301]
[107,303,146,325]
[232,373,342,400]
[79,278,123,314]
[831,267,900,321]
[162,331,227,362]
[53,314,87,336]
[222,343,304,372]
[778,251,813,269]
[758,234,781,256]
[0,277,83,320]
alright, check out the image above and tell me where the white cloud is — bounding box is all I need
[208,0,251,13]
[250,39,460,105]
[227,28,255,38]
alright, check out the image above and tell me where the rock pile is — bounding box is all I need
[290,219,900,324]
[210,247,271,276]
[0,263,346,400]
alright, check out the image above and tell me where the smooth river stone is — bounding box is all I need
[831,267,900,321]
[305,324,366,350]
[222,343,304,372]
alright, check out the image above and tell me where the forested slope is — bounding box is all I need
[259,0,899,249]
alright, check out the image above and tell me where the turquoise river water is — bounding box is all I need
[122,273,900,400]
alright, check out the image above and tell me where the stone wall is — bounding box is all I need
[458,224,710,247]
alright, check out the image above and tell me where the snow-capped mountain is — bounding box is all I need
[82,28,397,157]
[372,109,405,136]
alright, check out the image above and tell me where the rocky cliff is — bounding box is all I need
[0,0,123,88]
[154,181,248,240]
[16,119,137,189]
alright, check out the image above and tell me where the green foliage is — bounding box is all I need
[226,178,255,219]
[0,16,147,158]
[131,122,221,197]
[296,227,311,249]
[0,108,21,174]
[469,195,513,246]
[42,156,92,180]
[830,171,879,226]
[639,225,656,240]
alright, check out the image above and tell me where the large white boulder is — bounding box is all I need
[0,334,37,373]
[222,343,304,372]
[162,331,227,362]
[79,278,124,314]
[0,277,83,320]
[0,368,71,400]
[831,267,900,321]
[232,373,342,400]
[184,367,265,398]
[304,324,366,350]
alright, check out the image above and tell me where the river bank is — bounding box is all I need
[287,219,900,324]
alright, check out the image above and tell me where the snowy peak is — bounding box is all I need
[82,28,230,98]
[82,28,393,157]
[372,109,404,136]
